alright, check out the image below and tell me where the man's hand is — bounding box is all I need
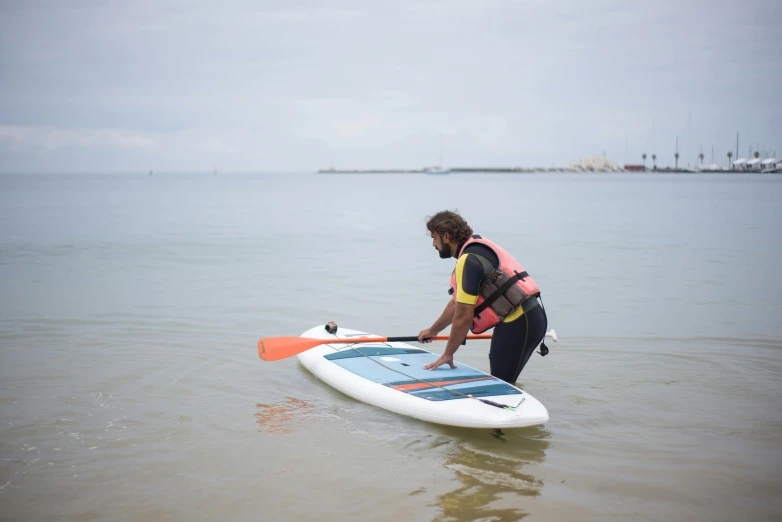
[423,353,456,370]
[417,328,439,344]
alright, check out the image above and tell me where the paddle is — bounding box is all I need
[257,334,493,361]
[258,329,559,361]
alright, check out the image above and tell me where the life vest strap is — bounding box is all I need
[473,270,529,317]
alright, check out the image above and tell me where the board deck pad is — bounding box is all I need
[324,344,523,402]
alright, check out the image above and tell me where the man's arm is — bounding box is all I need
[423,252,484,370]
[423,302,474,370]
[418,300,455,342]
[430,299,456,333]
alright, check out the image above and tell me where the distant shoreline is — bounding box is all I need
[316,167,779,174]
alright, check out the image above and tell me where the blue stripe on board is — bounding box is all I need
[325,347,427,360]
[386,377,491,387]
[406,383,523,401]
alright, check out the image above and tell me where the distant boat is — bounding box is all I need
[424,166,451,175]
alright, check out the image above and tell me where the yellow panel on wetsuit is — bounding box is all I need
[454,252,526,323]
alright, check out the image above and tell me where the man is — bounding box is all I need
[418,210,548,385]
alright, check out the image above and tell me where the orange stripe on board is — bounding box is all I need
[390,376,493,392]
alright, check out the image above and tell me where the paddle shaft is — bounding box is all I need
[332,334,493,344]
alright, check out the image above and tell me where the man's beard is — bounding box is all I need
[437,244,452,259]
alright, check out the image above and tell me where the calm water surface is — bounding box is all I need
[1,172,781,521]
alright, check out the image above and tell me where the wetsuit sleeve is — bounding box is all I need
[454,253,484,305]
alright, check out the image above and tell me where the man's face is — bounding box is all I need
[431,232,452,259]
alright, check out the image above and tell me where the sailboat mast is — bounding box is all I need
[687,111,691,167]
[439,134,444,167]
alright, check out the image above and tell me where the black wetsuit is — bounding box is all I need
[454,242,547,384]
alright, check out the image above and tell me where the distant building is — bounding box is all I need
[567,156,619,171]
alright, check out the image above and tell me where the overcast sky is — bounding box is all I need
[0,0,779,172]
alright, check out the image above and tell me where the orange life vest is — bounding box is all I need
[449,235,541,334]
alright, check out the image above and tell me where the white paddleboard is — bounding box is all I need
[296,324,549,429]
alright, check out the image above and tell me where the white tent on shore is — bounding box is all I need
[746,158,763,170]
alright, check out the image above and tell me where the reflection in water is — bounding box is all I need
[254,397,318,434]
[431,428,550,522]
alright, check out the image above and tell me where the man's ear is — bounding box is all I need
[443,233,449,243]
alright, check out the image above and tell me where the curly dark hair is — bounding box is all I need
[425,210,473,243]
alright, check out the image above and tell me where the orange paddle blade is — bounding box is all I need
[257,337,329,361]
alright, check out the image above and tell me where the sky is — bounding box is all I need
[0,0,780,172]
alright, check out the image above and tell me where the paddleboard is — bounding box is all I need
[296,324,549,429]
